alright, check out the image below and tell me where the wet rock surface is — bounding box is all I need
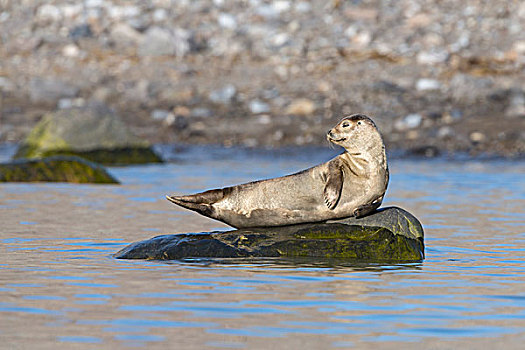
[114,207,424,262]
[0,0,524,157]
[0,155,119,184]
[14,107,162,165]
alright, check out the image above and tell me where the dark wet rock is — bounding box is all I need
[114,207,424,261]
[14,107,162,165]
[0,155,119,184]
[172,115,189,130]
[406,145,441,158]
[69,24,93,40]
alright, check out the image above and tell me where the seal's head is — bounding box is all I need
[327,114,382,153]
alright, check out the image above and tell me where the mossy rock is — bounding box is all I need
[14,107,163,165]
[115,207,424,262]
[0,156,119,184]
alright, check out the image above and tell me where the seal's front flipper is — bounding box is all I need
[323,161,343,210]
[353,196,383,218]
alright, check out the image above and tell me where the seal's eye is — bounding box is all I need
[357,121,362,125]
[342,122,350,128]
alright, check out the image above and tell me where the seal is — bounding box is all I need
[167,114,389,228]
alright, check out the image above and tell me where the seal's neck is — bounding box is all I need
[339,152,365,176]
[340,141,387,176]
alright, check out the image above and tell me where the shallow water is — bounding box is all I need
[1,146,524,349]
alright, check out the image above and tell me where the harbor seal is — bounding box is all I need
[167,114,389,228]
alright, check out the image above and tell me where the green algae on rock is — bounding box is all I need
[0,156,119,184]
[114,207,424,261]
[14,107,163,165]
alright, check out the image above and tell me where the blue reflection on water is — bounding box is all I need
[58,336,102,344]
[114,334,165,342]
[0,305,61,315]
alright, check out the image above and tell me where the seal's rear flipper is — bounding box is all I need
[169,188,227,204]
[166,187,229,217]
[166,195,216,217]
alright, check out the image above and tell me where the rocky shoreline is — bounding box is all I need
[0,0,524,158]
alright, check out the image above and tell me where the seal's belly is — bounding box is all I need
[212,168,379,227]
[219,170,323,212]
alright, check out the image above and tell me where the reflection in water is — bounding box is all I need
[0,148,524,349]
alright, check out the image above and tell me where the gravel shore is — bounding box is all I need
[0,0,524,157]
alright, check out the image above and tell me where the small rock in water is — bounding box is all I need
[217,13,237,30]
[249,99,271,114]
[437,126,454,139]
[273,1,291,13]
[269,33,290,48]
[416,79,441,91]
[107,5,141,20]
[151,109,173,122]
[191,107,212,118]
[69,24,93,40]
[110,23,143,48]
[417,50,449,65]
[58,98,85,109]
[470,131,486,143]
[295,1,311,13]
[152,8,168,22]
[256,1,289,18]
[138,27,173,56]
[395,113,423,131]
[209,84,237,104]
[138,26,190,57]
[352,31,372,48]
[36,4,62,22]
[62,44,81,58]
[285,98,316,116]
